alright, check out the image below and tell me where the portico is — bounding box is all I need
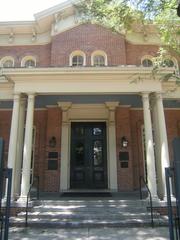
[0,66,173,200]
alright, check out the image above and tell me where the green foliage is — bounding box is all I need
[76,0,180,54]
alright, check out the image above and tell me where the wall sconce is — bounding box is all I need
[49,136,56,148]
[121,136,128,148]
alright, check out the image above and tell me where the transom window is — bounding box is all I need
[142,58,153,67]
[72,55,84,66]
[93,55,105,66]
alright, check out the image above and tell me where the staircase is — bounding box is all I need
[10,198,168,228]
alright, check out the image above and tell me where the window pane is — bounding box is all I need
[142,59,153,67]
[94,55,105,66]
[93,140,102,166]
[3,60,13,68]
[75,127,84,136]
[75,142,84,166]
[72,55,83,66]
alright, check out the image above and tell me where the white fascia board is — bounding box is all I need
[34,0,78,21]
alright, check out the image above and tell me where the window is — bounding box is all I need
[0,57,14,68]
[93,55,105,66]
[21,56,36,68]
[70,51,86,66]
[72,55,84,66]
[24,59,36,68]
[142,58,153,67]
[163,59,175,67]
[91,51,108,66]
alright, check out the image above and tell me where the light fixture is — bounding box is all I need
[121,136,128,148]
[49,136,56,148]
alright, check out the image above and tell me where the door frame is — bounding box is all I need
[58,102,118,192]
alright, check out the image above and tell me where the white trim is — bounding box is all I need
[58,102,118,191]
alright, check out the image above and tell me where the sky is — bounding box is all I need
[0,0,67,21]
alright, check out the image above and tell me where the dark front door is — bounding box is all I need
[70,122,107,189]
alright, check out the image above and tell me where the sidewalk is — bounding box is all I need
[9,227,169,240]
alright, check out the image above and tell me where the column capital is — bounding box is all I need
[105,102,119,111]
[13,93,21,100]
[27,92,36,98]
[58,102,72,111]
[141,92,151,100]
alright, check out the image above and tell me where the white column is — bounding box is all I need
[142,93,158,198]
[155,92,170,199]
[20,93,35,198]
[7,93,21,198]
[151,97,163,199]
[105,102,119,191]
[14,97,26,197]
[58,102,72,191]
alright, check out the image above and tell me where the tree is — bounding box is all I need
[76,0,180,56]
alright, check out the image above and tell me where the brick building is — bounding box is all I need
[0,0,180,201]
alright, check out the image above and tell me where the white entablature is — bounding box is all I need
[0,0,163,46]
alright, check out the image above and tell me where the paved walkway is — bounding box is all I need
[9,227,169,240]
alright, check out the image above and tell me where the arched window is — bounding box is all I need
[0,57,14,68]
[69,51,86,66]
[142,58,153,67]
[91,51,108,66]
[21,56,36,68]
[72,55,84,66]
[93,55,105,66]
[163,59,175,67]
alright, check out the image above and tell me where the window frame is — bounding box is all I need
[69,51,86,67]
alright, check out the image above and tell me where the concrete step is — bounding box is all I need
[10,199,168,228]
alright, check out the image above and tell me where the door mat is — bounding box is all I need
[61,192,112,197]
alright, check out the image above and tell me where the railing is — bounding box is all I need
[139,176,154,228]
[0,168,12,240]
[25,176,40,227]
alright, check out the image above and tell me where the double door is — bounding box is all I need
[70,122,107,189]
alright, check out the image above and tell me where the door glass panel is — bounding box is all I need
[75,142,84,166]
[93,127,102,136]
[75,127,84,136]
[93,140,102,166]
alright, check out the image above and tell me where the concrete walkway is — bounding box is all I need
[9,227,169,240]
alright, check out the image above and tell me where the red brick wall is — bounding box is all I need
[116,107,134,191]
[51,23,126,66]
[0,24,163,67]
[0,110,12,167]
[0,44,51,67]
[44,107,62,192]
[1,107,180,192]
[126,42,159,65]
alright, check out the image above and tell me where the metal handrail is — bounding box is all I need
[25,176,39,227]
[139,176,154,227]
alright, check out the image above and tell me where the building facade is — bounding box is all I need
[0,0,180,201]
